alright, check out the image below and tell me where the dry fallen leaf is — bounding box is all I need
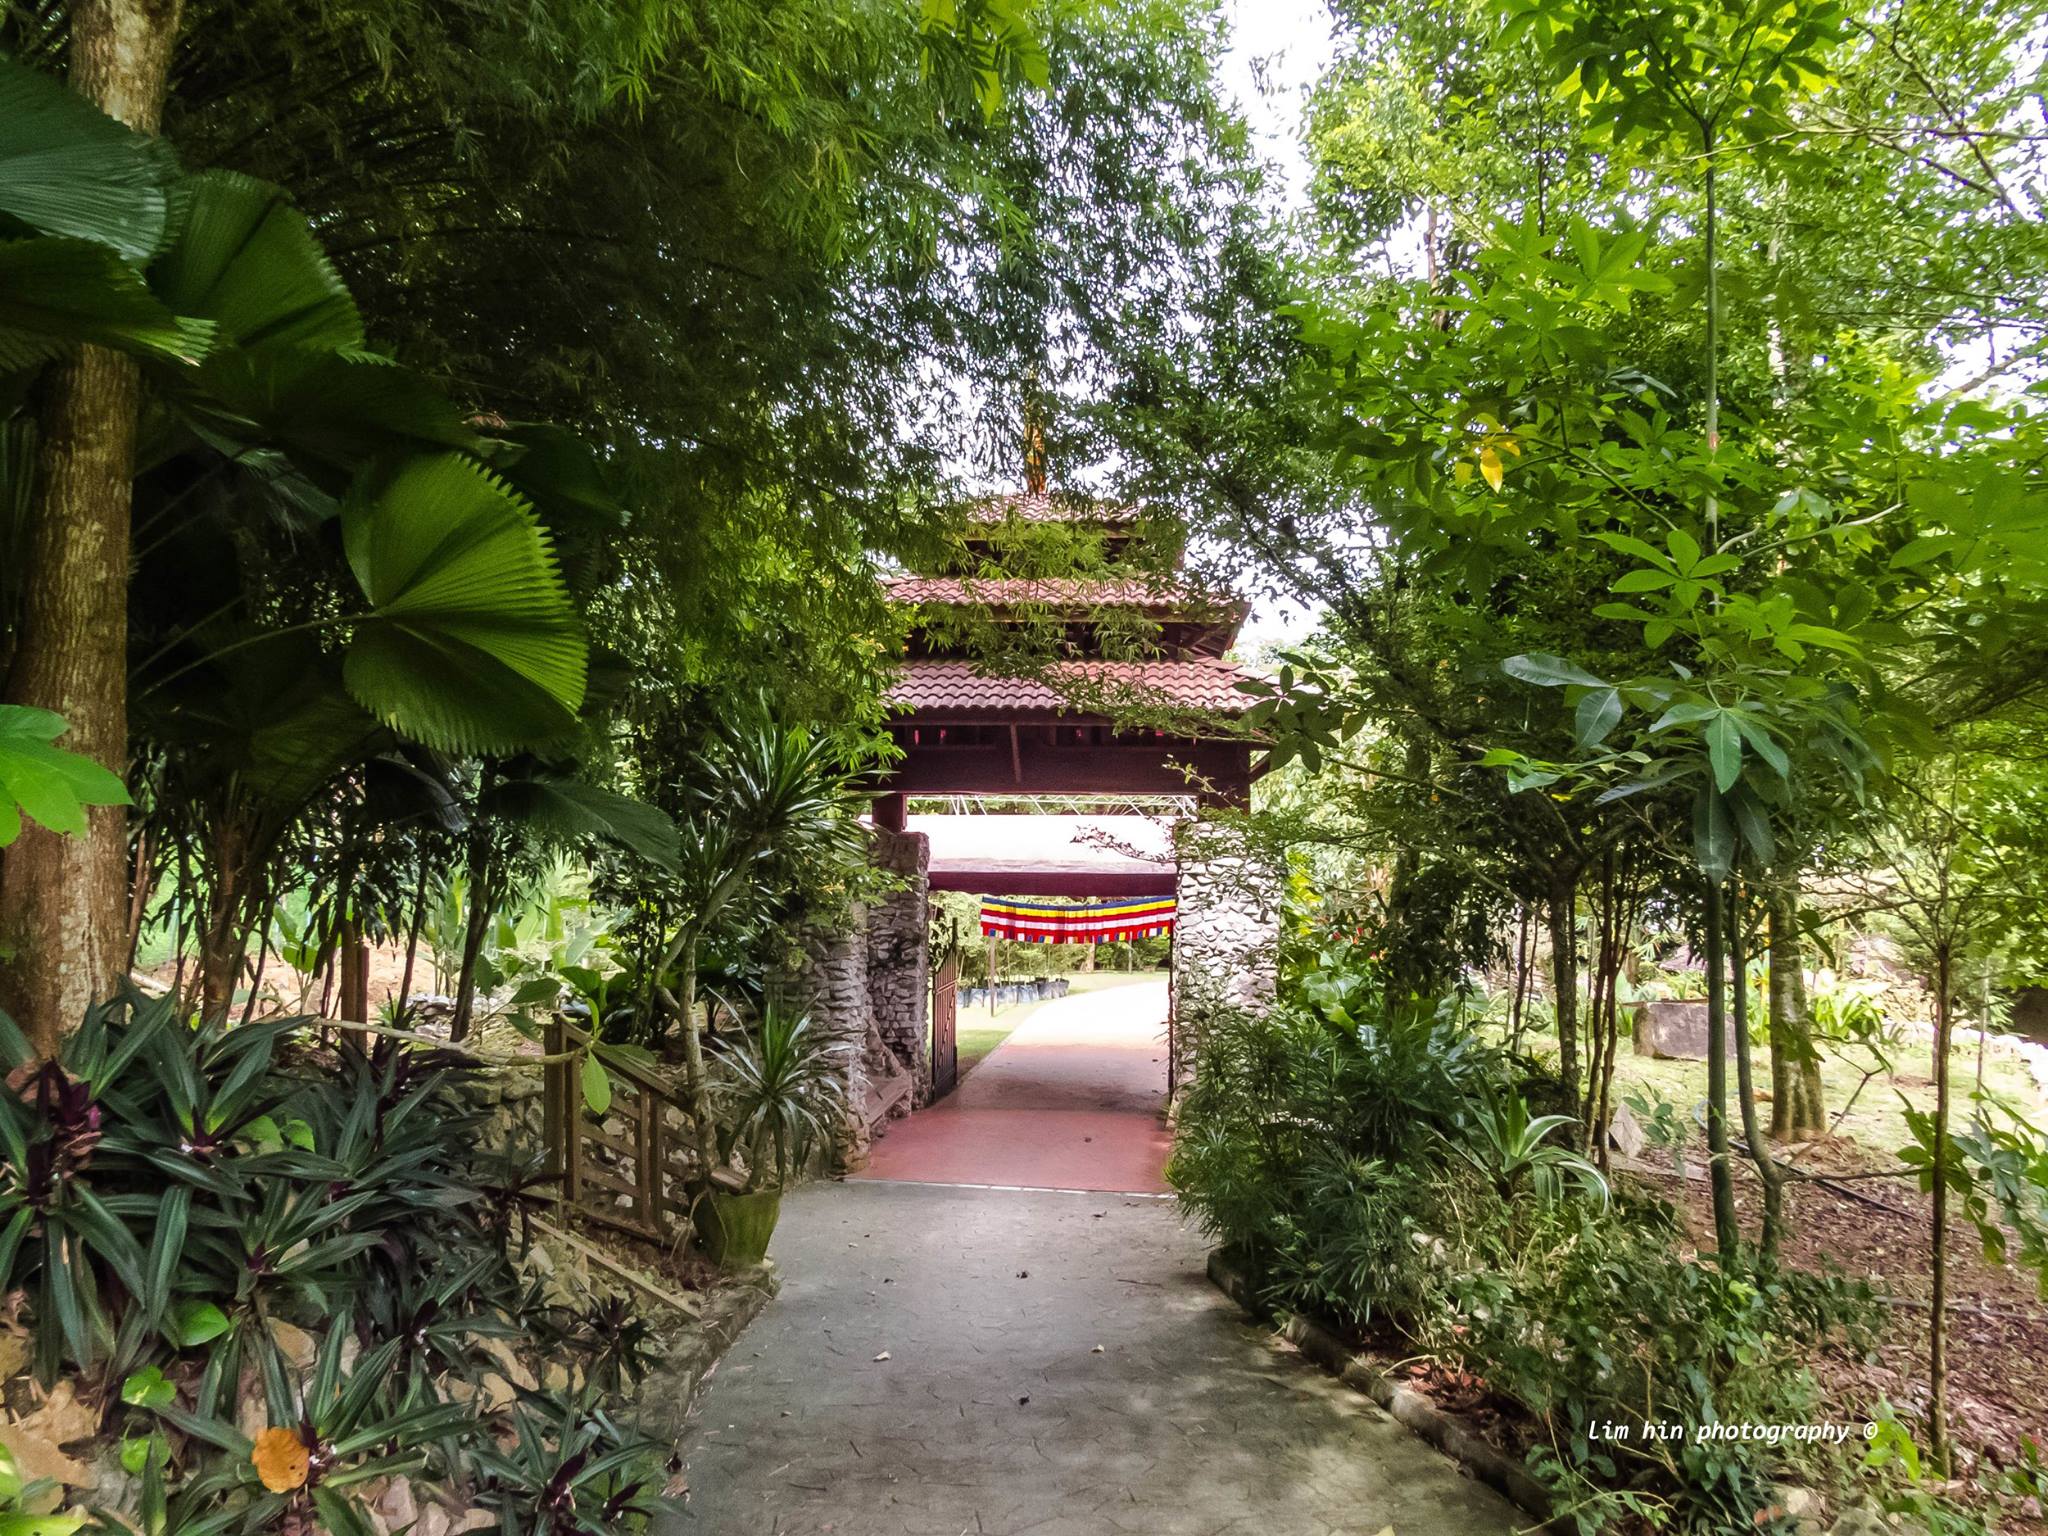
[0,1426,92,1489]
[252,1427,311,1493]
[13,1382,97,1447]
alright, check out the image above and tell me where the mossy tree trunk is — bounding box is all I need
[1766,877,1827,1139]
[0,0,184,1055]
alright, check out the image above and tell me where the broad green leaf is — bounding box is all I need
[0,60,180,262]
[340,453,587,755]
[1692,785,1734,881]
[121,1365,177,1409]
[581,1053,612,1117]
[1729,787,1774,866]
[1732,715,1790,780]
[1705,712,1742,793]
[1573,687,1623,749]
[0,1514,88,1536]
[0,239,212,372]
[1502,652,1606,689]
[166,1299,231,1347]
[118,1432,167,1477]
[175,349,476,483]
[1610,568,1676,593]
[0,704,131,845]
[1592,531,1673,569]
[243,682,382,809]
[149,171,361,355]
[484,777,680,868]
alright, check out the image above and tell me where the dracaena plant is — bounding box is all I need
[470,1392,677,1536]
[707,1008,850,1192]
[145,1319,474,1536]
[0,993,184,1383]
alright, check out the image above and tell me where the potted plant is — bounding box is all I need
[697,1008,849,1266]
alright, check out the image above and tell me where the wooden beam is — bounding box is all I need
[880,738,1252,801]
[929,868,1176,898]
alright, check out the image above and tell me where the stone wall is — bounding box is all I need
[867,826,932,1097]
[1169,819,1283,1091]
[765,825,933,1170]
[768,918,877,1170]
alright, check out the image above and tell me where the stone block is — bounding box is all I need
[1630,999,1734,1060]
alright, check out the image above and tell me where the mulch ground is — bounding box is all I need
[1638,1131,2048,1530]
[1325,1129,2048,1531]
[1643,1135,2048,1466]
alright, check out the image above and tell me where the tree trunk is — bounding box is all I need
[674,934,718,1184]
[1929,940,1953,1476]
[1767,878,1826,1138]
[337,921,370,1022]
[195,816,251,1018]
[0,0,184,1056]
[1704,879,1740,1258]
[449,856,495,1042]
[1729,887,1784,1257]
[1546,872,1581,1119]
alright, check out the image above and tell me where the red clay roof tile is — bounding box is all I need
[883,576,1244,619]
[888,658,1251,717]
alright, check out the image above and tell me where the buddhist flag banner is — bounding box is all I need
[979,896,1176,944]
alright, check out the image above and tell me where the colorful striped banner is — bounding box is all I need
[979,896,1176,944]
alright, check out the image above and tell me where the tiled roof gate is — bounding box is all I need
[876,493,1258,813]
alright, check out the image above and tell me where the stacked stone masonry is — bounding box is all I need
[1169,819,1283,1091]
[769,826,934,1170]
[866,826,933,1098]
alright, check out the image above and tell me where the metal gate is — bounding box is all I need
[931,950,959,1099]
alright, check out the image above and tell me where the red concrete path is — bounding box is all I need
[851,978,1174,1193]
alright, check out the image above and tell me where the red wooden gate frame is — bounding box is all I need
[930,950,959,1098]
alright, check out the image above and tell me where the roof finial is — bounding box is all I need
[1022,371,1047,496]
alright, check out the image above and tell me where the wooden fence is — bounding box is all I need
[543,1013,924,1245]
[542,1017,701,1246]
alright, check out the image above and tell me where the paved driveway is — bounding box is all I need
[664,1180,1521,1536]
[851,979,1174,1192]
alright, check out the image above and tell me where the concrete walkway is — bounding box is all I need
[851,979,1174,1194]
[666,1181,1520,1536]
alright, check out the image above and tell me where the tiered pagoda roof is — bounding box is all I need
[875,491,1257,807]
[891,657,1249,717]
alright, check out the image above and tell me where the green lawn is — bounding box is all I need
[1524,1021,2048,1157]
[947,970,1163,1079]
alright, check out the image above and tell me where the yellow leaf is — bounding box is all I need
[1480,444,1504,492]
[1452,460,1474,486]
[251,1427,309,1494]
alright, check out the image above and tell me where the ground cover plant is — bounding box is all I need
[1171,937,1896,1533]
[0,988,679,1536]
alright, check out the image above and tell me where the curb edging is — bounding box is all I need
[1207,1248,1561,1529]
[637,1262,781,1441]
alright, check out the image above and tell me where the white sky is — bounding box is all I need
[1216,0,1336,209]
[1214,0,1337,654]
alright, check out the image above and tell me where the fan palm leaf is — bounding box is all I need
[0,60,181,263]
[340,453,587,756]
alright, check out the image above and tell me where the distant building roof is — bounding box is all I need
[884,575,1245,622]
[966,491,1142,525]
[889,658,1251,717]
